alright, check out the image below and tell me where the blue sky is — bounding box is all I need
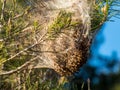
[98,17,120,59]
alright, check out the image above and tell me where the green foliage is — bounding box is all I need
[48,10,72,38]
[91,0,120,31]
[0,0,31,69]
[91,0,109,31]
[91,0,108,31]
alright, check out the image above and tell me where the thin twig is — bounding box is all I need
[0,56,38,76]
[81,82,85,90]
[13,6,30,20]
[1,0,6,20]
[87,78,91,90]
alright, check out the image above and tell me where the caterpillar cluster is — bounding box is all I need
[31,0,92,76]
